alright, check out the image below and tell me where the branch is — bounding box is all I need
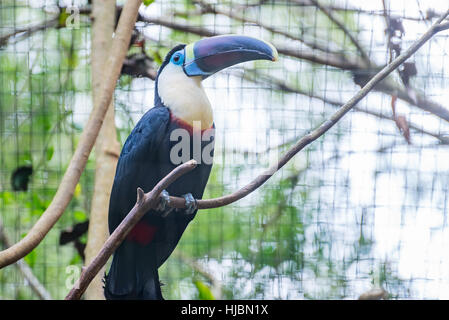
[308,0,371,64]
[0,0,143,269]
[193,0,341,54]
[288,0,442,22]
[434,21,449,32]
[359,288,388,300]
[0,220,52,300]
[0,17,59,47]
[84,0,119,300]
[65,160,198,300]
[175,251,223,300]
[142,16,218,37]
[243,70,449,145]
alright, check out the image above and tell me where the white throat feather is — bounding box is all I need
[157,63,213,130]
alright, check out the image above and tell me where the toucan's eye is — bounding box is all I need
[171,52,184,65]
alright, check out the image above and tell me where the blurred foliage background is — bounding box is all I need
[1,0,449,299]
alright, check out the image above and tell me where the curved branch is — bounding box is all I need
[65,160,198,300]
[84,0,119,300]
[0,0,143,269]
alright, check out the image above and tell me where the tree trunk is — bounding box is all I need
[84,0,120,300]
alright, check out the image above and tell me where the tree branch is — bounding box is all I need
[175,251,223,300]
[243,70,449,145]
[193,0,341,54]
[288,0,442,22]
[142,16,218,37]
[84,0,119,300]
[65,160,198,300]
[0,17,59,47]
[308,0,371,64]
[0,0,143,269]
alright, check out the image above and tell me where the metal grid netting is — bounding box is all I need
[1,0,449,299]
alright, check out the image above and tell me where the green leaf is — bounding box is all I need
[46,145,54,162]
[31,193,47,211]
[143,0,155,6]
[73,210,87,222]
[23,245,37,268]
[74,183,82,198]
[0,191,14,205]
[148,49,163,65]
[69,253,82,265]
[194,280,215,300]
[58,11,70,28]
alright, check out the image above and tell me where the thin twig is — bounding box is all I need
[84,0,119,300]
[65,160,198,300]
[288,0,439,22]
[243,70,449,144]
[0,17,58,47]
[0,220,52,300]
[194,0,340,54]
[175,251,223,300]
[142,16,218,37]
[308,0,371,64]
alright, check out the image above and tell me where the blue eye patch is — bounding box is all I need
[171,50,184,65]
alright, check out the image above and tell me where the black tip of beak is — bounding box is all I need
[183,35,278,77]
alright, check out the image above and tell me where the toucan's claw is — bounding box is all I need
[182,193,197,215]
[157,190,173,217]
[157,190,170,211]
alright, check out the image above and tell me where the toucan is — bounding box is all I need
[103,35,278,300]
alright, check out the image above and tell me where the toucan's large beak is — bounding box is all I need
[183,35,278,78]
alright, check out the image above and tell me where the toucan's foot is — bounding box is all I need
[157,190,173,217]
[182,193,197,215]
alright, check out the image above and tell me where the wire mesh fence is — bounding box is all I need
[0,0,449,299]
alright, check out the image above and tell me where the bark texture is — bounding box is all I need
[84,0,120,300]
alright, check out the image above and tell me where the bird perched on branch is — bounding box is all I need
[104,35,278,300]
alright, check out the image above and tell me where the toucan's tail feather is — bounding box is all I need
[104,241,162,300]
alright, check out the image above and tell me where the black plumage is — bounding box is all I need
[103,35,277,299]
[104,45,214,300]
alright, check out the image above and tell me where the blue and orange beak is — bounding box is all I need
[183,35,278,78]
